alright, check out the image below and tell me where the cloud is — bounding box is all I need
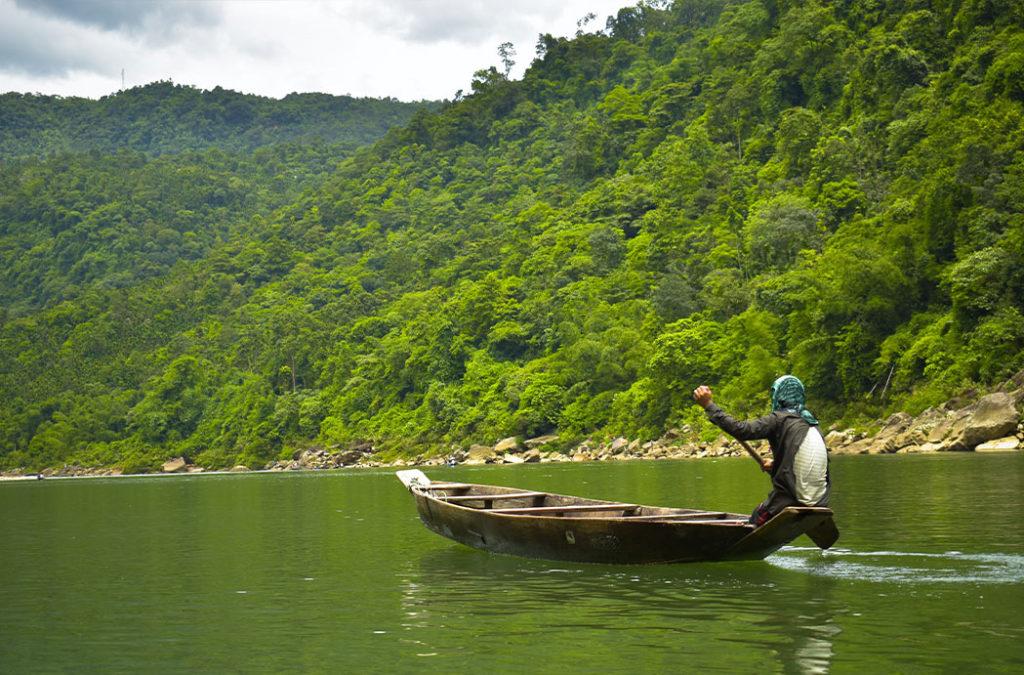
[0,0,224,79]
[344,0,566,45]
[0,0,629,100]
[0,2,117,76]
[13,0,221,35]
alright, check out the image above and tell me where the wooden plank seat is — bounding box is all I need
[441,491,547,503]
[490,504,638,515]
[424,483,472,490]
[619,512,734,521]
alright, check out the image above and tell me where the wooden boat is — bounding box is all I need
[397,470,839,564]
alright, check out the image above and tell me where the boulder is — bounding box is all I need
[823,430,849,447]
[162,457,188,473]
[523,449,542,463]
[467,444,497,462]
[974,436,1020,452]
[609,437,629,454]
[881,412,913,432]
[347,441,375,454]
[961,393,1019,448]
[332,450,364,466]
[229,465,249,472]
[709,436,731,454]
[860,411,931,453]
[524,435,559,449]
[933,415,977,451]
[299,450,318,466]
[494,437,521,454]
[502,453,525,464]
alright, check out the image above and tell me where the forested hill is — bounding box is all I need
[0,82,434,156]
[2,0,1023,472]
[0,85,434,314]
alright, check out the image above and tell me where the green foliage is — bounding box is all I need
[3,0,1024,470]
[0,82,434,157]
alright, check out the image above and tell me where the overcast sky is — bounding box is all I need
[0,0,633,101]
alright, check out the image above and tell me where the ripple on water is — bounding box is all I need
[767,546,1024,584]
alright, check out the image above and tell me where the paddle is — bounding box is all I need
[735,437,771,472]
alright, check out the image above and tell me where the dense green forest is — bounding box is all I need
[0,82,432,156]
[2,0,1023,472]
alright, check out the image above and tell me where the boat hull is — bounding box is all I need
[409,485,834,564]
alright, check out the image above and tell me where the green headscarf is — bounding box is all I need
[770,375,819,426]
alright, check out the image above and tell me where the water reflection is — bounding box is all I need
[399,545,843,672]
[744,559,840,675]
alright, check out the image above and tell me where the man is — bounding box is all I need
[692,375,830,526]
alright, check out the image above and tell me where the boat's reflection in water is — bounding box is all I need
[399,545,839,673]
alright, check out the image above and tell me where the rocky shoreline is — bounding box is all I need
[4,378,1022,481]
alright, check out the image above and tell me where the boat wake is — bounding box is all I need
[767,547,1024,584]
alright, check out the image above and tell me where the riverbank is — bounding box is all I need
[4,377,1022,481]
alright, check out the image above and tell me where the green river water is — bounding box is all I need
[2,454,1023,673]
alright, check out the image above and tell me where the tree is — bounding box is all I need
[498,42,516,78]
[744,194,822,273]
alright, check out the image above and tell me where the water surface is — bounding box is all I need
[2,454,1022,672]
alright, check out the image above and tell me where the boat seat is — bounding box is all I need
[620,512,733,521]
[490,504,638,515]
[442,492,547,503]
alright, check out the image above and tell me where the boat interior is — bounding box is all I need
[421,481,750,524]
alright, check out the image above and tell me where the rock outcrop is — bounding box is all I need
[161,457,188,473]
[975,436,1020,452]
[829,389,1022,455]
[494,437,521,454]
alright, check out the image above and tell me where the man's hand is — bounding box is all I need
[693,385,713,409]
[761,457,774,473]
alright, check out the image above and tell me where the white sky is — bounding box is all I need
[0,0,634,101]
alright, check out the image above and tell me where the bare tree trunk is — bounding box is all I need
[880,362,896,401]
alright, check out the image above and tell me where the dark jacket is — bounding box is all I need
[704,402,831,514]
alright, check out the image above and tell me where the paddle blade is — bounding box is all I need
[805,515,840,550]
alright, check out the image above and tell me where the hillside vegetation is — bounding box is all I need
[0,82,431,156]
[2,0,1023,472]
